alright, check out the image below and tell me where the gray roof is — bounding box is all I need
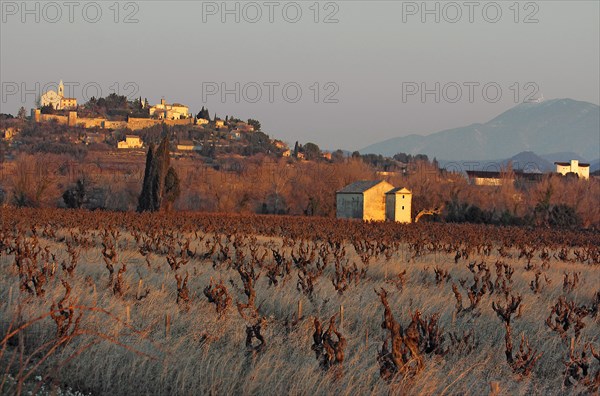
[386,187,411,194]
[337,180,386,194]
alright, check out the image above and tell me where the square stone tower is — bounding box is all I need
[385,187,412,223]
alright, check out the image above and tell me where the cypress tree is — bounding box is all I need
[137,133,179,212]
[151,135,170,211]
[164,166,181,211]
[137,143,155,212]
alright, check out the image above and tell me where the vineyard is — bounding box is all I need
[1,208,599,395]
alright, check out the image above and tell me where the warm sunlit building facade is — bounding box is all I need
[555,160,590,180]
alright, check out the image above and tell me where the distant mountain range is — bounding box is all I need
[360,99,600,162]
[438,151,558,173]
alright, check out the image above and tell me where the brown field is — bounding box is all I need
[1,209,599,395]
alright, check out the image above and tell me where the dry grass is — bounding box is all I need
[1,210,599,395]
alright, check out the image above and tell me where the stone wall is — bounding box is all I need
[336,193,363,219]
[362,181,393,221]
[127,117,162,130]
[103,120,128,129]
[386,192,412,223]
[164,118,194,127]
[40,113,69,125]
[32,110,195,131]
[76,117,106,128]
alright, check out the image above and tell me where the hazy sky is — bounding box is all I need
[1,0,599,150]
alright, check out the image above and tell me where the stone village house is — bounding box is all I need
[336,180,412,223]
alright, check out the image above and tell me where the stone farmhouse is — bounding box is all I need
[117,135,143,149]
[336,180,412,223]
[176,140,201,151]
[555,160,590,180]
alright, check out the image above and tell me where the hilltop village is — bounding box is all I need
[28,81,299,156]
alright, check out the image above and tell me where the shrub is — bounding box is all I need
[548,204,581,229]
[62,179,89,209]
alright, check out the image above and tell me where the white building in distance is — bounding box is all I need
[40,80,77,110]
[149,99,189,120]
[555,160,590,180]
